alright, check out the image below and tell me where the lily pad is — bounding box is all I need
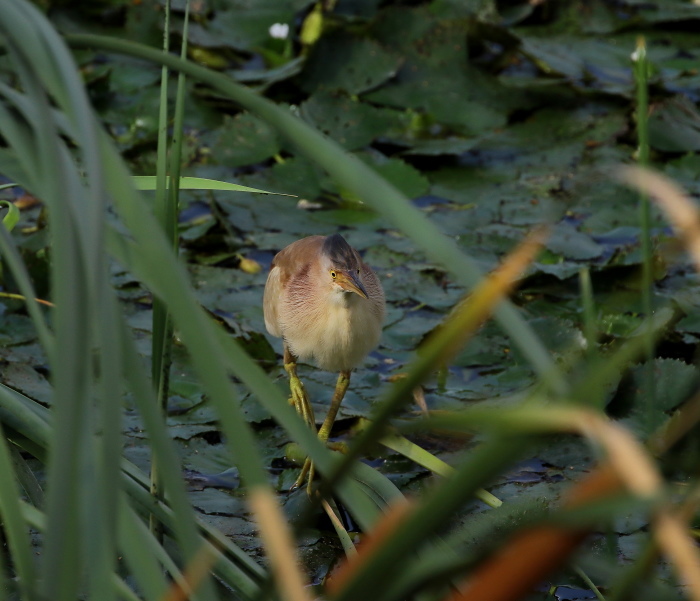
[207,112,280,168]
[630,358,699,413]
[186,0,309,53]
[299,31,403,95]
[648,95,700,152]
[300,91,404,150]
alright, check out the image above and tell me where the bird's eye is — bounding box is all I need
[357,269,360,274]
[330,270,337,279]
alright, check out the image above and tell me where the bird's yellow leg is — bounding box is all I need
[283,347,315,430]
[292,371,352,494]
[283,346,318,493]
[318,371,351,443]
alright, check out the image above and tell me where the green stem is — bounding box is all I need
[149,0,173,542]
[573,564,606,601]
[579,268,597,364]
[634,36,656,425]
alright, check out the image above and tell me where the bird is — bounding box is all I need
[263,233,385,491]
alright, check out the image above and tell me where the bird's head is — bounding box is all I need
[321,234,368,299]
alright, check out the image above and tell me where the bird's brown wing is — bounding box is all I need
[263,266,283,337]
[264,236,325,338]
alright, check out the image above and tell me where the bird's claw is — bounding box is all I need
[290,457,315,495]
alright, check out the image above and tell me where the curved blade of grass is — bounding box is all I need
[0,4,212,600]
[379,434,502,509]
[329,436,531,601]
[9,59,89,601]
[0,380,265,598]
[318,227,547,506]
[118,500,170,601]
[0,200,19,231]
[149,0,176,543]
[0,423,37,600]
[323,499,358,558]
[133,175,295,196]
[9,443,43,507]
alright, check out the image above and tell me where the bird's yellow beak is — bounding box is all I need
[336,270,369,299]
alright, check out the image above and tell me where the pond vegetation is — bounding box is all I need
[2,1,700,600]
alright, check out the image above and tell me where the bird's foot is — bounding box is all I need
[289,371,352,496]
[288,440,348,495]
[290,458,316,496]
[327,441,348,453]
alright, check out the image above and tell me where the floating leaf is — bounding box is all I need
[206,112,280,168]
[300,31,402,95]
[300,92,403,150]
[648,96,700,152]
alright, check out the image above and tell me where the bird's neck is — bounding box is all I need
[329,288,358,309]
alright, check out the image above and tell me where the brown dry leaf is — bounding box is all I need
[422,225,548,367]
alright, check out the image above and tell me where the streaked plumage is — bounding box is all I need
[263,233,384,491]
[264,234,384,372]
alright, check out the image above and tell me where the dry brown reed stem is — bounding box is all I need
[248,487,313,601]
[619,166,700,273]
[325,499,413,596]
[159,542,217,601]
[578,414,700,599]
[413,386,429,417]
[444,167,700,600]
[444,464,621,601]
[446,408,700,601]
[327,228,547,597]
[0,292,54,307]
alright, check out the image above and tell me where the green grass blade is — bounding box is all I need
[380,434,502,508]
[133,175,296,195]
[0,225,54,355]
[333,436,531,601]
[0,200,19,231]
[0,423,37,600]
[149,0,176,542]
[633,36,656,426]
[118,500,171,600]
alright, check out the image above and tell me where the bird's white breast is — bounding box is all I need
[281,288,382,372]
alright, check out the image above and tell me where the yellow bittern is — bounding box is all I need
[263,234,385,491]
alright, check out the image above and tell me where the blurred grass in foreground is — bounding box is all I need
[0,3,698,601]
